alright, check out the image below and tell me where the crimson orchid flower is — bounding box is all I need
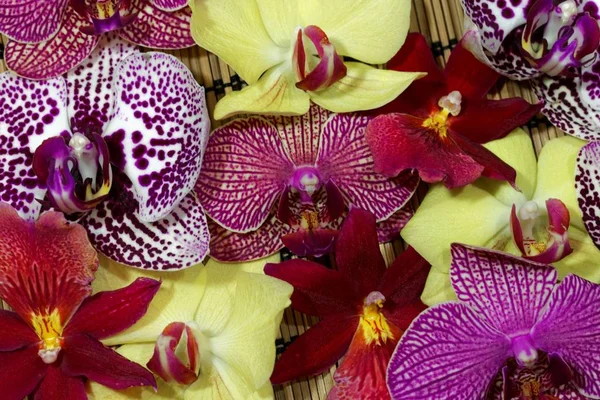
[0,203,160,400]
[265,208,429,399]
[0,0,193,80]
[365,33,543,188]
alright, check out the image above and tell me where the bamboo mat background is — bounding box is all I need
[0,1,565,399]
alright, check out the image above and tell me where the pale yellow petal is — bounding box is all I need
[298,0,411,63]
[554,227,600,284]
[189,0,285,84]
[233,253,281,274]
[309,62,424,113]
[532,135,586,231]
[214,66,311,120]
[183,362,234,400]
[255,0,301,47]
[420,269,457,306]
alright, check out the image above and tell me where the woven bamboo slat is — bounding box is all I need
[0,0,564,399]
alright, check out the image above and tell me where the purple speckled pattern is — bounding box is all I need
[0,74,70,220]
[375,204,414,243]
[316,113,419,221]
[66,34,139,136]
[4,7,99,80]
[150,0,188,12]
[0,0,68,43]
[105,51,209,222]
[119,0,194,49]
[576,142,600,248]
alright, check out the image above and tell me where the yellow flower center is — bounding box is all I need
[96,0,117,18]
[421,90,463,140]
[300,211,319,230]
[360,291,394,346]
[31,310,64,364]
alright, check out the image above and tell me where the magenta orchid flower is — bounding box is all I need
[0,35,210,270]
[0,203,160,400]
[196,105,418,262]
[0,0,194,80]
[388,244,600,399]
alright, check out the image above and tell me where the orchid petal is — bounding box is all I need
[555,227,600,283]
[450,244,557,335]
[189,0,284,85]
[309,62,424,113]
[420,269,458,305]
[185,363,273,400]
[0,0,68,43]
[37,363,87,400]
[317,113,419,220]
[298,0,411,63]
[213,66,311,119]
[207,216,289,262]
[82,182,209,271]
[120,1,194,49]
[380,246,430,309]
[376,205,414,243]
[5,8,99,80]
[66,34,139,136]
[0,345,48,400]
[386,33,445,85]
[62,334,156,390]
[254,0,301,47]
[0,309,39,351]
[532,274,600,398]
[281,228,339,258]
[0,204,97,328]
[576,142,600,249]
[106,52,209,222]
[196,116,293,233]
[0,73,69,220]
[387,302,510,399]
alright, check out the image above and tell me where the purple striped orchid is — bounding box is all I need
[0,0,194,80]
[0,34,210,270]
[196,105,419,262]
[388,244,600,399]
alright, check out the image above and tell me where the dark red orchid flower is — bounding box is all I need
[0,203,159,400]
[265,208,430,399]
[366,33,543,188]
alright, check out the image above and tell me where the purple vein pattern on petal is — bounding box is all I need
[0,74,70,220]
[149,0,187,12]
[4,7,100,80]
[82,177,209,270]
[208,216,289,262]
[531,274,600,398]
[0,0,68,43]
[576,142,600,248]
[316,113,419,221]
[196,117,294,233]
[119,0,194,49]
[450,244,557,335]
[105,52,209,223]
[376,204,414,243]
[387,302,510,399]
[66,34,139,136]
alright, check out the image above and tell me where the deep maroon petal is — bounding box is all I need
[5,8,99,80]
[271,316,358,384]
[265,259,360,317]
[0,309,39,351]
[64,278,160,339]
[0,0,68,43]
[62,334,156,390]
[379,247,430,308]
[0,345,48,400]
[281,228,339,258]
[335,208,387,295]
[576,142,600,247]
[34,363,86,400]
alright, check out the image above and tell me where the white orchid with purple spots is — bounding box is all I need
[387,244,600,399]
[0,34,210,270]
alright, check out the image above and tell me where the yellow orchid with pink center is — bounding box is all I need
[87,255,292,400]
[189,0,424,119]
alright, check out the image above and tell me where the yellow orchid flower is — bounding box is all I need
[401,129,600,305]
[87,254,292,400]
[189,0,424,119]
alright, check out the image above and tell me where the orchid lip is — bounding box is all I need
[511,334,538,368]
[290,166,322,204]
[76,0,137,35]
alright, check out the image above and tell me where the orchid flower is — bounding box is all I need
[0,203,160,400]
[401,129,600,305]
[388,244,600,399]
[189,0,424,119]
[0,35,210,270]
[265,209,429,399]
[86,254,292,399]
[366,33,542,188]
[0,0,194,80]
[196,104,418,262]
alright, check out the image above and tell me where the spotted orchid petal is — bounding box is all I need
[576,142,600,248]
[82,177,209,270]
[0,0,68,43]
[105,52,209,223]
[196,117,294,233]
[4,7,99,80]
[120,0,194,49]
[0,73,69,220]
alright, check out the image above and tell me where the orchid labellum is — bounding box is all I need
[189,0,424,118]
[0,35,211,270]
[196,105,418,262]
[388,244,600,399]
[0,0,194,79]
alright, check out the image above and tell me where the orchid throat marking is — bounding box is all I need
[361,291,394,346]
